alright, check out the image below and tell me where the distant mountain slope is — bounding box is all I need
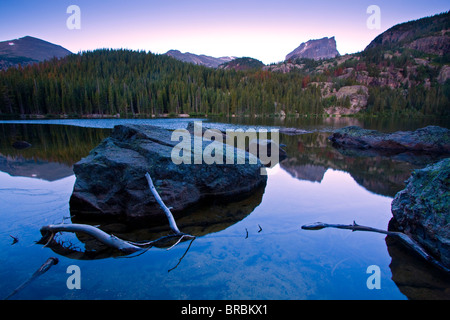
[218,57,265,71]
[262,11,449,116]
[165,50,235,68]
[365,11,450,55]
[286,37,340,61]
[0,36,72,70]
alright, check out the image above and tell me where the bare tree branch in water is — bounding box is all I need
[145,172,181,234]
[301,221,450,274]
[39,172,195,261]
[168,237,196,272]
[40,223,143,254]
[4,257,58,300]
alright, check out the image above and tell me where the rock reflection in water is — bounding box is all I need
[278,131,450,299]
[45,185,266,260]
[386,230,450,300]
[278,132,439,198]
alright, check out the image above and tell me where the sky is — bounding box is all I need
[0,0,448,64]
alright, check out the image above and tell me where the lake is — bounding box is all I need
[0,116,449,300]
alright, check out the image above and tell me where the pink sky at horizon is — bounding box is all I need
[1,0,448,64]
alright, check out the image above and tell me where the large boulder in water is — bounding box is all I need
[69,124,267,223]
[391,158,450,269]
[329,126,450,153]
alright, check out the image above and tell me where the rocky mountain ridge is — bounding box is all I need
[365,11,449,54]
[218,57,265,71]
[165,49,236,68]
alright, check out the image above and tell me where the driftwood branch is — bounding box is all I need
[40,224,142,254]
[302,221,450,274]
[39,172,195,262]
[302,221,393,234]
[145,172,181,234]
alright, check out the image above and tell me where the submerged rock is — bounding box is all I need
[69,124,267,223]
[329,126,450,153]
[391,158,450,269]
[279,127,311,135]
[12,141,32,150]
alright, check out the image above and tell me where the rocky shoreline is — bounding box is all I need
[329,125,449,270]
[391,158,450,270]
[329,125,450,153]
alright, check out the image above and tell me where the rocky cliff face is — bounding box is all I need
[165,50,235,68]
[324,85,369,115]
[286,37,339,61]
[406,34,450,56]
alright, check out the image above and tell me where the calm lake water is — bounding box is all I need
[0,116,449,300]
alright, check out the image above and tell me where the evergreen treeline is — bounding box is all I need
[0,49,325,117]
[0,48,448,117]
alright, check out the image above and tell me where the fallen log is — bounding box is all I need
[301,221,450,274]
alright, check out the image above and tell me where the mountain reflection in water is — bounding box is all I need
[279,132,427,198]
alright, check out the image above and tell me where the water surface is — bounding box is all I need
[0,117,449,300]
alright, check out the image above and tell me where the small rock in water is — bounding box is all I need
[329,125,450,153]
[12,141,32,150]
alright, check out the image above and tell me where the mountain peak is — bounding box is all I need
[286,37,340,61]
[0,35,72,70]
